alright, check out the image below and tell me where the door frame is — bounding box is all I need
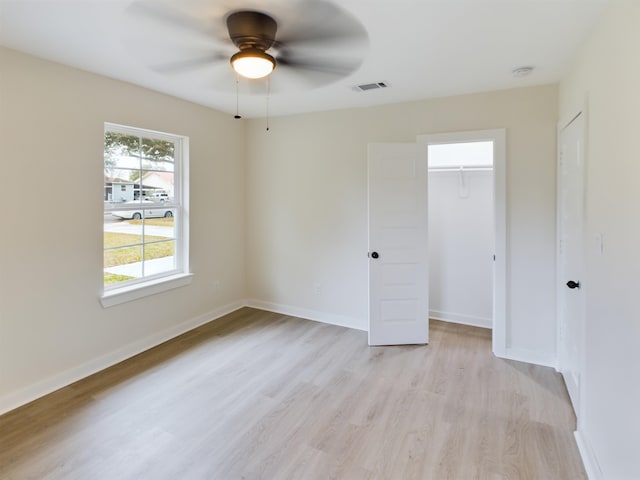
[556,107,587,424]
[416,129,507,357]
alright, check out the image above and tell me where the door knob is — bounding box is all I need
[566,280,581,289]
[370,251,379,259]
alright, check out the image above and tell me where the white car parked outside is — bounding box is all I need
[110,200,174,220]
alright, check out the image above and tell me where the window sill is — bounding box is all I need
[100,273,193,308]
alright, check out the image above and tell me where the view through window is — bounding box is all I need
[103,124,186,289]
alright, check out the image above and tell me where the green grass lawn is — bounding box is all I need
[104,218,175,286]
[104,272,135,285]
[127,217,174,227]
[104,232,174,267]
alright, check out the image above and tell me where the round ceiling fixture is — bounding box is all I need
[512,66,534,78]
[230,48,275,79]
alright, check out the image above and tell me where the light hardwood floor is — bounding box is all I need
[0,308,586,479]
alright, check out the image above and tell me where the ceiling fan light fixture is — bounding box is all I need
[231,48,275,79]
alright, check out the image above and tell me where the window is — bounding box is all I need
[102,123,191,307]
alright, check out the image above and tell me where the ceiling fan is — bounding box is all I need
[227,11,278,79]
[125,0,369,92]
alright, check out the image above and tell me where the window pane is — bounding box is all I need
[105,133,141,168]
[108,155,141,171]
[104,245,142,282]
[144,157,175,172]
[139,213,176,239]
[141,171,174,201]
[104,215,144,248]
[141,137,173,157]
[103,212,176,283]
[108,203,146,219]
[104,167,142,204]
[143,240,176,275]
[142,213,176,276]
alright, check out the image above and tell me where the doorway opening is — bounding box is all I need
[428,141,494,329]
[417,130,507,356]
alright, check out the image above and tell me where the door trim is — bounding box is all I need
[416,129,507,357]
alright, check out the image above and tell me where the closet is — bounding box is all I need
[428,141,494,329]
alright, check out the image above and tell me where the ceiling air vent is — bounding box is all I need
[353,82,389,92]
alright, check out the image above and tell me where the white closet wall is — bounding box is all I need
[428,169,494,328]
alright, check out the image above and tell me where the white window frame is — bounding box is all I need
[101,123,191,307]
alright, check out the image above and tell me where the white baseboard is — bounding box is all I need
[575,429,603,480]
[246,299,366,331]
[0,301,245,416]
[495,346,558,369]
[429,309,492,329]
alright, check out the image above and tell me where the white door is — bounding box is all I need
[368,143,429,345]
[558,112,586,415]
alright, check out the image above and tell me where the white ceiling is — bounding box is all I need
[0,0,608,118]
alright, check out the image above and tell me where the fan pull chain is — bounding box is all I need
[234,75,242,119]
[266,77,270,131]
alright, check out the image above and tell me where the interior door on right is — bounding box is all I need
[558,112,586,415]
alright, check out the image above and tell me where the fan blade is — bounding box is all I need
[150,53,227,74]
[278,55,360,77]
[275,0,367,49]
[262,65,340,92]
[127,0,220,40]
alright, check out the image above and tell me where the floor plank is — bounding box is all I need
[0,308,586,479]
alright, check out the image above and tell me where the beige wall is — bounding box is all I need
[0,48,562,414]
[0,47,247,412]
[246,85,559,364]
[559,1,640,478]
